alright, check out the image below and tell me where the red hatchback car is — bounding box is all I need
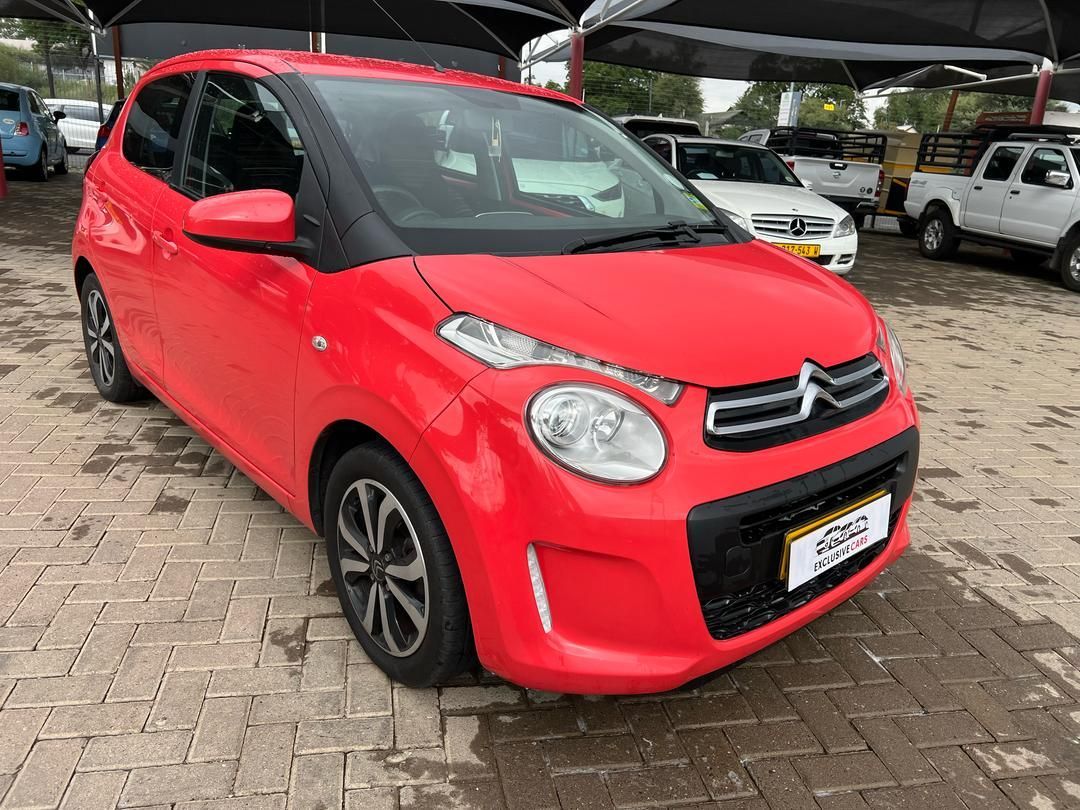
[73,50,918,694]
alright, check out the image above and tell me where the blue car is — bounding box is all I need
[1,82,68,181]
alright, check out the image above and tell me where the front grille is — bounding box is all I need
[752,214,834,239]
[687,427,919,641]
[705,355,888,452]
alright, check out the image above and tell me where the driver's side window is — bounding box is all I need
[182,73,306,200]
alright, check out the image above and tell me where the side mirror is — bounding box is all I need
[182,189,309,259]
[1045,170,1071,189]
[53,110,66,121]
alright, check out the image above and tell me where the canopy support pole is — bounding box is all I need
[942,89,960,130]
[112,27,125,99]
[567,29,585,99]
[1030,68,1053,124]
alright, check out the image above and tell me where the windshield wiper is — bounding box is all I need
[562,220,728,255]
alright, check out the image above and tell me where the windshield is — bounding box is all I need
[307,76,730,256]
[678,143,802,187]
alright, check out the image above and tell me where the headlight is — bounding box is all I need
[834,215,856,237]
[879,321,907,390]
[718,208,750,232]
[527,384,666,483]
[438,314,683,404]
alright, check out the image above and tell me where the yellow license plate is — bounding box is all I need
[776,243,821,258]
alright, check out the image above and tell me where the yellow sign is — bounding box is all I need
[823,102,836,111]
[776,243,821,258]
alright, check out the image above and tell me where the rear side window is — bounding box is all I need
[122,73,195,180]
[182,73,305,199]
[0,89,20,112]
[27,93,45,116]
[65,105,103,122]
[981,146,1024,181]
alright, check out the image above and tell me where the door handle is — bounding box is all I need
[1009,189,1021,195]
[153,231,179,257]
[972,185,983,191]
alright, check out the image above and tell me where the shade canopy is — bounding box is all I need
[559,22,1041,92]
[79,0,593,57]
[600,0,1078,66]
[0,0,93,26]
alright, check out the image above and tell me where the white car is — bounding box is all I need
[645,135,858,274]
[44,98,108,151]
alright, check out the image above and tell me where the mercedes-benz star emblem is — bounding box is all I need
[788,217,808,237]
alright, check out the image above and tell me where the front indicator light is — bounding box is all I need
[527,384,667,483]
[526,544,552,633]
[438,314,683,404]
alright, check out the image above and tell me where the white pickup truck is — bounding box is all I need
[739,127,885,227]
[905,128,1080,292]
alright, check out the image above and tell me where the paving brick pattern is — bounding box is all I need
[1,175,1079,808]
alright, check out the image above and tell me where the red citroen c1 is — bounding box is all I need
[72,50,918,694]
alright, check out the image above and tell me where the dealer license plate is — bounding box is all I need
[780,491,891,591]
[775,243,821,258]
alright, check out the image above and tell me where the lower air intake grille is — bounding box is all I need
[687,427,919,641]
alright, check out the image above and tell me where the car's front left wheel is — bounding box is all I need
[325,441,474,687]
[80,274,144,402]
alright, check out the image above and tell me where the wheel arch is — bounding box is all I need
[306,419,382,537]
[1052,219,1080,269]
[921,197,958,226]
[74,256,94,299]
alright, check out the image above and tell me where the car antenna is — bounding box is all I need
[369,0,447,72]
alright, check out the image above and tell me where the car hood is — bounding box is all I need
[691,181,846,221]
[415,240,879,389]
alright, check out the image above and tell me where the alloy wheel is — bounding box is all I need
[337,479,429,657]
[923,219,943,251]
[1070,247,1080,284]
[85,289,116,387]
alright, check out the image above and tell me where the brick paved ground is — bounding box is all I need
[1,173,1079,809]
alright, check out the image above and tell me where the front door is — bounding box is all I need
[28,91,59,162]
[151,70,319,492]
[962,145,1026,234]
[1000,146,1075,246]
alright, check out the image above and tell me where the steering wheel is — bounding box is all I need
[371,184,440,223]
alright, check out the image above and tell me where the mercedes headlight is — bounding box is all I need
[438,314,683,404]
[718,208,750,232]
[528,384,666,483]
[878,321,907,390]
[834,215,856,238]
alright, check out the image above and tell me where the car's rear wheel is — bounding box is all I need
[919,208,959,259]
[853,214,867,231]
[80,274,144,402]
[1059,233,1080,293]
[325,441,474,687]
[29,148,49,182]
[54,147,68,175]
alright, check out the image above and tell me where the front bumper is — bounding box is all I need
[411,364,918,694]
[759,233,858,275]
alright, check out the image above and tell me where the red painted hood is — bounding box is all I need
[415,240,880,389]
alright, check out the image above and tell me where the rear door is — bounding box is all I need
[86,71,196,384]
[962,144,1026,233]
[999,146,1075,245]
[63,102,105,150]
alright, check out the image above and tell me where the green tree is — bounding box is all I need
[734,82,868,130]
[873,89,1067,132]
[567,62,703,118]
[0,16,91,97]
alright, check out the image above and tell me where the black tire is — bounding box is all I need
[1058,232,1080,293]
[1008,248,1045,266]
[853,214,867,231]
[80,274,144,402]
[325,441,474,687]
[918,207,959,260]
[54,147,68,175]
[28,148,49,182]
[898,217,919,238]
